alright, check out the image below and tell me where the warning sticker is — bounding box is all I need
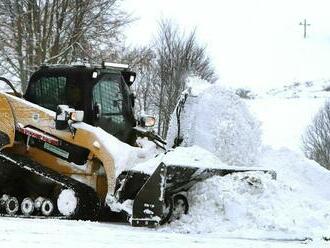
[44,142,69,159]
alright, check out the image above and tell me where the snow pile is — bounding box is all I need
[161,81,330,238]
[162,147,330,238]
[260,148,330,201]
[166,77,262,166]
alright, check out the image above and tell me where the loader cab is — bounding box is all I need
[24,64,137,145]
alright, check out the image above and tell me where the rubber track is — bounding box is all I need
[0,152,100,220]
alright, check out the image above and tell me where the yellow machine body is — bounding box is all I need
[0,92,115,201]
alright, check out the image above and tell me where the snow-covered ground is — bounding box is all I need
[0,217,321,248]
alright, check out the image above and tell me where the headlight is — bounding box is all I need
[70,111,84,122]
[141,115,156,128]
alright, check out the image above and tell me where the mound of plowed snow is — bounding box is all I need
[166,77,261,167]
[161,148,330,238]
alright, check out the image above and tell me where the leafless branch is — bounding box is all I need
[302,101,330,170]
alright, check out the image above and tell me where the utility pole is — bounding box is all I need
[299,19,311,38]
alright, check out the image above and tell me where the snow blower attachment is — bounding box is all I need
[115,162,276,227]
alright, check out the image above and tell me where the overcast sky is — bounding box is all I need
[123,0,330,90]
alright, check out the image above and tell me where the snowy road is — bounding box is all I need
[0,217,322,248]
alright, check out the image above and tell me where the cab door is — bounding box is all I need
[92,73,130,142]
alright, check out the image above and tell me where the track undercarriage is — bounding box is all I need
[0,152,100,220]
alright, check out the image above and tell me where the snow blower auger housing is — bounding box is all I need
[0,63,275,227]
[116,162,276,227]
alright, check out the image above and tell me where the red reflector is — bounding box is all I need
[17,126,60,146]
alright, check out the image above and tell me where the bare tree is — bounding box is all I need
[153,20,217,137]
[302,101,330,170]
[121,46,157,114]
[0,0,132,90]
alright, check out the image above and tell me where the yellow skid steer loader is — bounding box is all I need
[0,63,274,227]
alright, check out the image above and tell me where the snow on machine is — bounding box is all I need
[0,63,275,226]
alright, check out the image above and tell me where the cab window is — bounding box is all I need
[28,76,67,111]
